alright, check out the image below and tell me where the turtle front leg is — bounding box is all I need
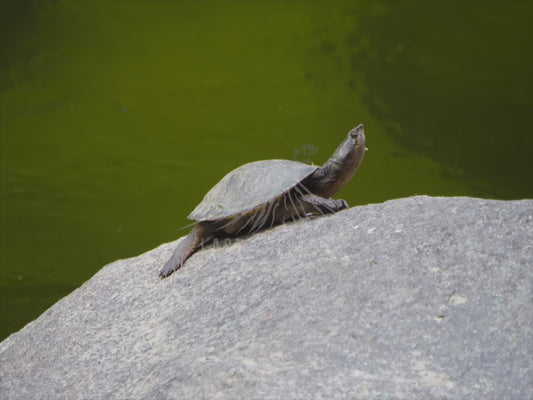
[160,222,214,278]
[298,194,349,215]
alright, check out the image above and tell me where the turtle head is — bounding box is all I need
[331,124,366,171]
[306,124,366,198]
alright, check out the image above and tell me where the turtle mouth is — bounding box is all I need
[353,133,366,149]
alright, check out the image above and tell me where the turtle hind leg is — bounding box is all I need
[159,222,214,278]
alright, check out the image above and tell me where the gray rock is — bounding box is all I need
[0,196,532,400]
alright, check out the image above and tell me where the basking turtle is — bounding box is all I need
[160,124,366,278]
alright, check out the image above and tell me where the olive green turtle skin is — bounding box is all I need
[160,124,367,278]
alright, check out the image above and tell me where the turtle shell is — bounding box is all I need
[189,160,318,221]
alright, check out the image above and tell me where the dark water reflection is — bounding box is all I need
[355,2,532,199]
[1,1,532,340]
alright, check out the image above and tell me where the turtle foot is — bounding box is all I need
[159,255,184,278]
[298,194,349,215]
[336,199,349,211]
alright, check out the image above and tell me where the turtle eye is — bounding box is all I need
[350,131,363,141]
[349,124,364,139]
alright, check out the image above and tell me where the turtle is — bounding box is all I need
[160,123,367,278]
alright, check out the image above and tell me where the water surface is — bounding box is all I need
[1,0,532,340]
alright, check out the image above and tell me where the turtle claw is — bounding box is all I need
[337,199,349,210]
[159,257,183,278]
[159,239,190,278]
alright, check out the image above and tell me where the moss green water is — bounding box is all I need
[1,0,532,340]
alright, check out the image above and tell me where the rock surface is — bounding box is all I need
[0,196,532,399]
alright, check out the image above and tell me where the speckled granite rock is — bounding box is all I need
[1,196,532,399]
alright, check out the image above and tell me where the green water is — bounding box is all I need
[1,0,532,340]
